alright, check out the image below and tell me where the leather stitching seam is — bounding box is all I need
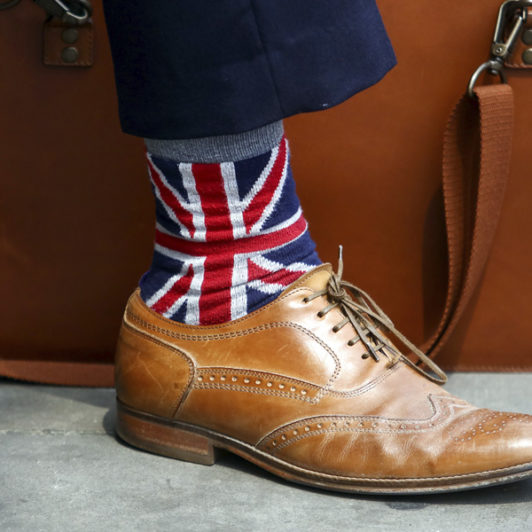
[257,395,468,451]
[126,310,342,401]
[121,319,196,418]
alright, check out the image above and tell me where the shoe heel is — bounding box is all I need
[116,401,217,466]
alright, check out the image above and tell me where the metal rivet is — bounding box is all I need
[61,46,79,63]
[522,28,532,45]
[61,28,79,44]
[522,48,532,65]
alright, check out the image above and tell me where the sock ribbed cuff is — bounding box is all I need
[144,121,284,163]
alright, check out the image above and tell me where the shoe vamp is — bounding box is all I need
[257,406,532,478]
[177,363,453,449]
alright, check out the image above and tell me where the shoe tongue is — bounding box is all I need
[283,263,333,295]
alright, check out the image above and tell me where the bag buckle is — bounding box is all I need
[468,0,531,97]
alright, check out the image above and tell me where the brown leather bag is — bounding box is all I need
[1,0,150,385]
[287,0,532,372]
[1,0,531,386]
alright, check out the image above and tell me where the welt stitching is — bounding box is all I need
[261,459,532,482]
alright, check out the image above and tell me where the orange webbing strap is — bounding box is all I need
[422,84,514,358]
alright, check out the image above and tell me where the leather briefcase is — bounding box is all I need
[1,0,151,385]
[1,0,531,386]
[288,0,532,372]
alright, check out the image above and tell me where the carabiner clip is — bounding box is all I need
[468,0,531,97]
[33,0,93,25]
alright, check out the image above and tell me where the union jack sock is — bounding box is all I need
[140,134,321,325]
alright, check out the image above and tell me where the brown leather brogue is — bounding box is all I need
[115,263,532,494]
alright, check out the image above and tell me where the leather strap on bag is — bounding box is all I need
[423,84,514,358]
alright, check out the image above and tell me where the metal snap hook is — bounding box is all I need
[33,0,93,25]
[466,0,530,98]
[467,60,508,98]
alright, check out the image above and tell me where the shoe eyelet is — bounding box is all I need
[302,297,309,304]
[361,353,370,359]
[347,340,355,347]
[317,311,325,318]
[332,326,339,333]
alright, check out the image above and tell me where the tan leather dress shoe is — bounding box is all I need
[115,263,532,494]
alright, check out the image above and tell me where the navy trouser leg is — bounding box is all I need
[102,0,396,139]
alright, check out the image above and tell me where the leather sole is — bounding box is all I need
[116,399,532,495]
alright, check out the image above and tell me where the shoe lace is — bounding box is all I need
[305,247,448,385]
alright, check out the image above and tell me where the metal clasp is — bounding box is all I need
[33,0,92,25]
[468,0,532,97]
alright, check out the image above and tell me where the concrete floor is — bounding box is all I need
[1,373,531,532]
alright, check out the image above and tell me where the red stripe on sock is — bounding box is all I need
[155,214,307,258]
[147,155,196,238]
[190,164,234,323]
[192,163,234,242]
[151,264,194,315]
[248,259,305,286]
[199,256,232,324]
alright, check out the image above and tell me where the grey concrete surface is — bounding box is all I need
[1,373,531,532]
